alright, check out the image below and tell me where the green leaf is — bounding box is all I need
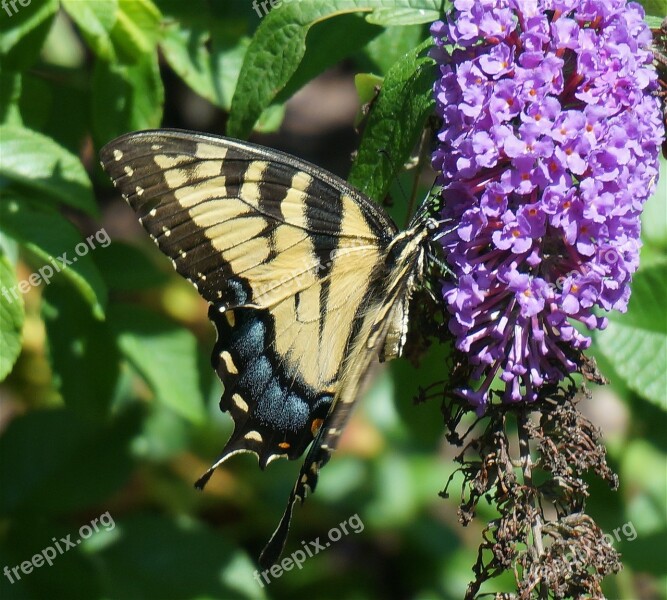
[93,241,168,292]
[109,304,207,424]
[0,199,108,319]
[108,0,162,63]
[365,6,442,25]
[92,53,164,146]
[621,439,667,532]
[595,262,667,409]
[95,515,266,599]
[364,23,425,74]
[0,251,24,381]
[227,0,441,138]
[1,516,101,598]
[274,13,383,103]
[348,38,435,201]
[0,0,58,71]
[0,124,97,215]
[42,281,119,419]
[641,155,667,253]
[160,22,251,111]
[20,73,89,155]
[61,0,118,60]
[643,15,665,28]
[0,408,141,516]
[391,340,454,449]
[640,0,667,20]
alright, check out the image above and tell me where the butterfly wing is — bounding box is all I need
[100,127,401,471]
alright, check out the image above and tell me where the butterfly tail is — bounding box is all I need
[258,428,333,567]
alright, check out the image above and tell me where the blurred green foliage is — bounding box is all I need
[0,1,665,599]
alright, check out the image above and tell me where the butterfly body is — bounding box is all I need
[100,129,438,565]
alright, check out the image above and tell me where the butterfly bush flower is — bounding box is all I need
[431,0,664,412]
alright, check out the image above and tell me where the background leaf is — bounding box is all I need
[348,38,435,201]
[109,304,207,424]
[95,515,266,599]
[42,282,120,419]
[0,408,140,516]
[595,262,667,409]
[108,0,162,63]
[0,200,108,319]
[0,124,97,216]
[0,0,58,71]
[0,252,24,382]
[61,0,118,60]
[92,53,164,146]
[227,0,441,138]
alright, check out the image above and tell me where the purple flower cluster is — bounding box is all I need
[431,0,664,412]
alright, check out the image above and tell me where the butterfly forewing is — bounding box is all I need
[100,129,426,565]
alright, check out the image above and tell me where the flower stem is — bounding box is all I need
[518,410,547,598]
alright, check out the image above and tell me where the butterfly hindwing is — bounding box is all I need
[199,304,334,477]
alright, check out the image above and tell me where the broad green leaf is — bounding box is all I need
[131,402,190,460]
[159,23,226,107]
[61,0,118,60]
[365,7,441,25]
[13,72,52,132]
[42,282,119,419]
[364,23,425,74]
[1,517,101,598]
[643,15,665,28]
[391,339,453,449]
[108,0,162,63]
[348,38,435,201]
[641,155,667,252]
[0,199,108,319]
[0,251,24,381]
[596,262,667,409]
[157,0,263,111]
[92,53,164,146]
[227,0,442,138]
[160,22,251,111]
[0,124,97,215]
[640,0,667,19]
[0,0,58,71]
[274,13,383,103]
[93,241,168,291]
[95,515,266,599]
[109,304,207,424]
[0,408,140,515]
[19,73,88,154]
[621,439,667,533]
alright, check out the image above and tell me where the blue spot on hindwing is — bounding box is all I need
[255,381,309,433]
[232,316,266,361]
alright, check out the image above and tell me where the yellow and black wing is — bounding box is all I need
[100,129,424,565]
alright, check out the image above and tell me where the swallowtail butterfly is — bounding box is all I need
[101,129,443,566]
